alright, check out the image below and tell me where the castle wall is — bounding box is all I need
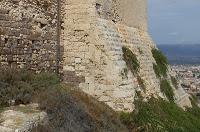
[61,0,161,111]
[61,0,191,111]
[0,0,191,111]
[116,0,147,30]
[0,0,58,72]
[95,0,147,30]
[90,19,160,110]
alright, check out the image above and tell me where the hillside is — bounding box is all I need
[1,0,200,131]
[0,68,127,132]
[1,68,200,131]
[0,0,192,112]
[0,67,128,132]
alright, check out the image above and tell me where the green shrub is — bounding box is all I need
[122,46,146,91]
[35,84,127,132]
[12,81,33,105]
[152,49,168,77]
[0,67,128,132]
[160,80,174,102]
[189,95,199,107]
[120,97,200,132]
[120,112,136,130]
[31,72,60,92]
[0,66,60,107]
[122,46,140,75]
[153,64,161,78]
[0,82,12,106]
[0,67,21,84]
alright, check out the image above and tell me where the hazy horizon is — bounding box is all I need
[148,0,200,45]
[157,43,200,45]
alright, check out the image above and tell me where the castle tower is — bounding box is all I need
[0,0,192,112]
[95,0,147,30]
[61,0,160,111]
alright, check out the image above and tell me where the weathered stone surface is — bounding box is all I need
[0,104,47,132]
[0,0,58,72]
[61,0,192,111]
[0,0,192,112]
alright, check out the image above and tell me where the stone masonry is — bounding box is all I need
[0,0,192,111]
[0,0,59,72]
[61,0,191,111]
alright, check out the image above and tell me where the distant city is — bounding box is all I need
[158,44,200,100]
[172,65,200,97]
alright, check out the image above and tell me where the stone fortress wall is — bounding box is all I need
[0,0,59,72]
[0,0,191,111]
[95,0,147,30]
[62,0,192,111]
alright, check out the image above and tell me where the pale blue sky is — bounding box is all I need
[148,0,200,45]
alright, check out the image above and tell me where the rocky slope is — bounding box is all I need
[0,68,128,132]
[31,85,128,132]
[0,104,47,132]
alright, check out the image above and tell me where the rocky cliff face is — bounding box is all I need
[62,0,192,111]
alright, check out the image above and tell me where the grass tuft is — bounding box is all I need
[152,49,168,77]
[122,46,140,75]
[122,46,146,91]
[160,79,175,102]
[0,66,60,107]
[120,97,200,132]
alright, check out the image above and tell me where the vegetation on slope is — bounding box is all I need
[122,46,146,91]
[0,67,59,107]
[151,48,175,101]
[122,47,200,131]
[121,48,200,132]
[120,97,200,132]
[152,48,168,77]
[0,66,128,132]
[1,66,200,132]
[122,46,140,75]
[122,48,200,132]
[34,84,128,132]
[160,80,174,102]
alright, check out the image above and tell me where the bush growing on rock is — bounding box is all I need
[122,46,140,75]
[120,97,200,132]
[34,84,128,132]
[0,66,60,107]
[122,46,146,91]
[160,79,174,102]
[0,66,127,132]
